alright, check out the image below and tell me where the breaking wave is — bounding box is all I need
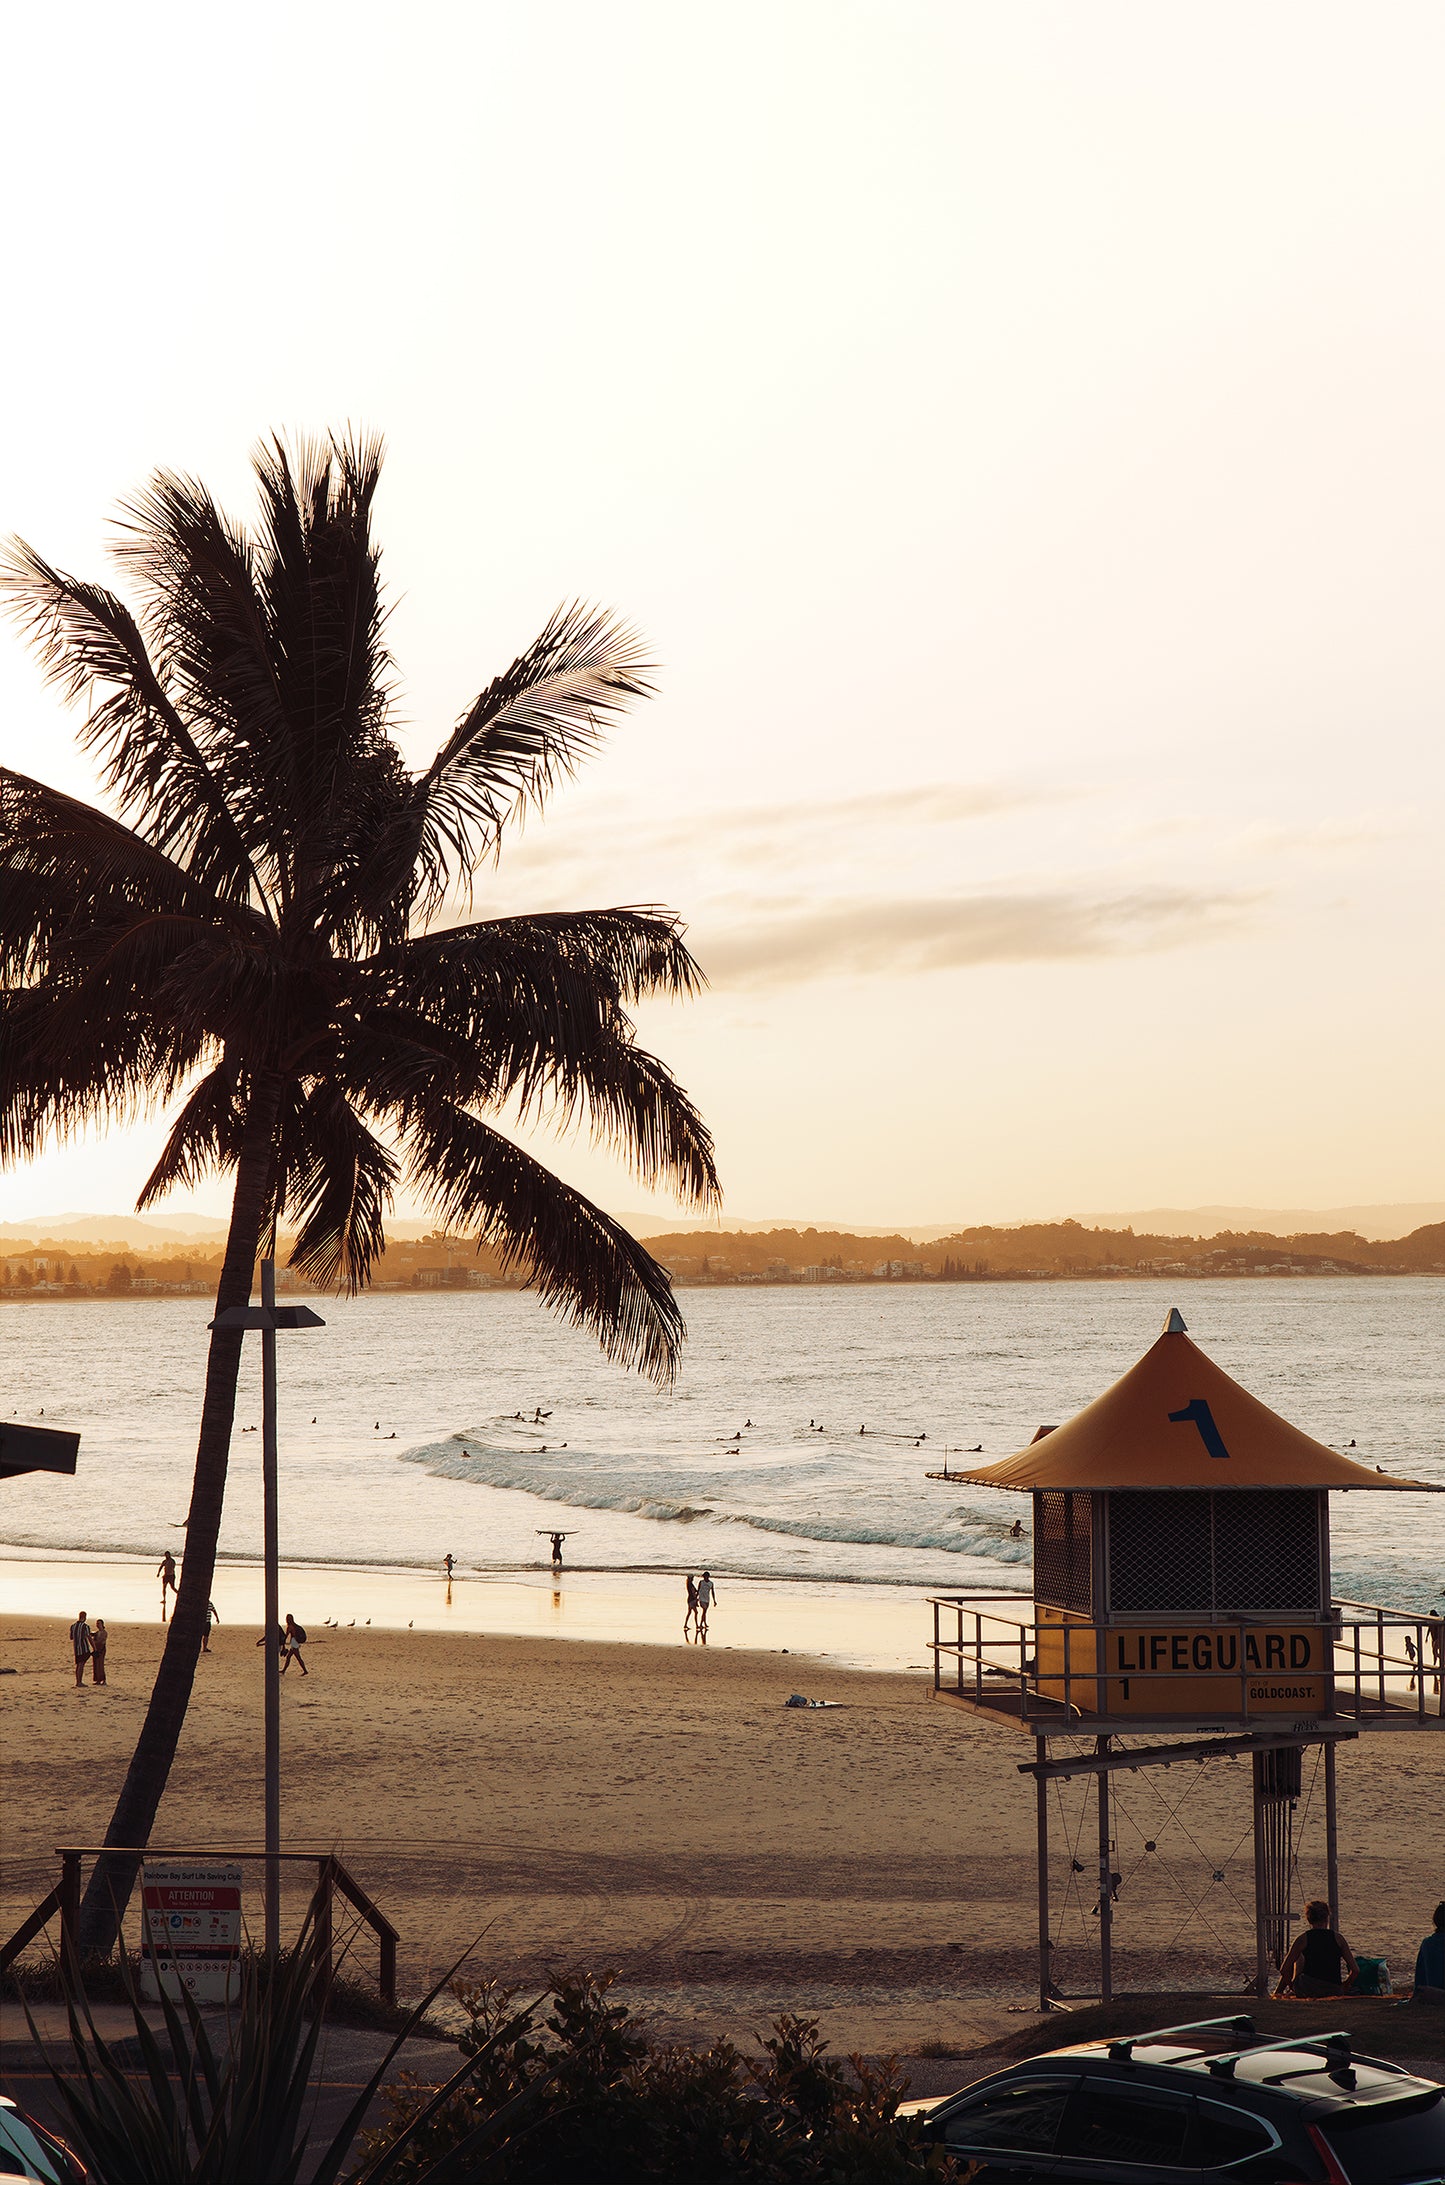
[397,1434,1032,1566]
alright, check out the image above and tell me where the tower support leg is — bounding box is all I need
[1252,1756,1270,1999]
[1096,1734,1113,2003]
[1324,1740,1340,1930]
[1252,1745,1302,1998]
[1035,1736,1050,2010]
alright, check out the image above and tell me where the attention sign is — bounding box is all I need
[139,1862,242,2002]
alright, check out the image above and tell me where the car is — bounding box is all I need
[0,2096,84,2185]
[898,2012,1445,2182]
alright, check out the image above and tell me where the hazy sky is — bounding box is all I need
[2,2,1442,1229]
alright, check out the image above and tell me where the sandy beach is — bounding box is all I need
[5,1612,1445,2055]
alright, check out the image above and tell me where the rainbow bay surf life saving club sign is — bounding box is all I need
[140,1863,242,2002]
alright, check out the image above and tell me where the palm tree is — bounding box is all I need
[0,433,719,1950]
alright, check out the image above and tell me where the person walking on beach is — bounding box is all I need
[202,1601,220,1653]
[684,1573,698,1637]
[443,1552,455,1581]
[69,1611,92,1687]
[549,1531,566,1570]
[157,1550,178,1619]
[282,1612,308,1675]
[695,1570,717,1638]
[90,1618,108,1685]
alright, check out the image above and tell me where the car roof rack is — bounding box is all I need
[1206,2032,1354,2083]
[1107,2016,1257,2062]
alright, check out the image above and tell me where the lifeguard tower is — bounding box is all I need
[928,1309,1444,2002]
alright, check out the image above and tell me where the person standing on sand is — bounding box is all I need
[684,1573,698,1637]
[157,1550,178,1619]
[90,1618,108,1685]
[696,1570,717,1637]
[69,1610,92,1687]
[202,1601,220,1653]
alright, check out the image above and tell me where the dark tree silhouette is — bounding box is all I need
[0,434,719,1948]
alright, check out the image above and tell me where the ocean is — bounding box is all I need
[1,1279,1441,1618]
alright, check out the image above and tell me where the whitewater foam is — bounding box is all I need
[397,1435,1034,1569]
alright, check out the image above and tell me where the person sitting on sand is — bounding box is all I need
[69,1610,92,1688]
[1412,1902,1445,2003]
[1275,1899,1358,1997]
[90,1618,108,1685]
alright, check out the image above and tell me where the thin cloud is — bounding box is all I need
[699,885,1257,988]
[497,777,1079,883]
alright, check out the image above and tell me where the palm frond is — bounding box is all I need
[554,1038,719,1209]
[371,913,717,1204]
[277,1078,396,1292]
[411,604,654,906]
[0,986,210,1164]
[403,1103,684,1382]
[110,468,297,898]
[0,542,266,905]
[0,768,247,982]
[137,1059,247,1207]
[393,907,707,1014]
[250,432,395,920]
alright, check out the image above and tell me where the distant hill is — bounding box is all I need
[1078,1203,1445,1243]
[7,1209,1445,1287]
[619,1202,1445,1245]
[0,1212,230,1248]
[636,1218,1445,1281]
[613,1210,970,1241]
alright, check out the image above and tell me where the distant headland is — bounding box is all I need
[2,1214,1443,1299]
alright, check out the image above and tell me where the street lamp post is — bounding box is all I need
[212,1262,323,1961]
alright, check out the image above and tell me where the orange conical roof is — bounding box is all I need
[949,1310,1443,1494]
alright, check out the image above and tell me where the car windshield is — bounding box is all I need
[1320,2089,1445,2183]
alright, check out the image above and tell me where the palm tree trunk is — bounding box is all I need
[79,1075,282,1955]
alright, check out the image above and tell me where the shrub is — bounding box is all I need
[359,1970,944,2183]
